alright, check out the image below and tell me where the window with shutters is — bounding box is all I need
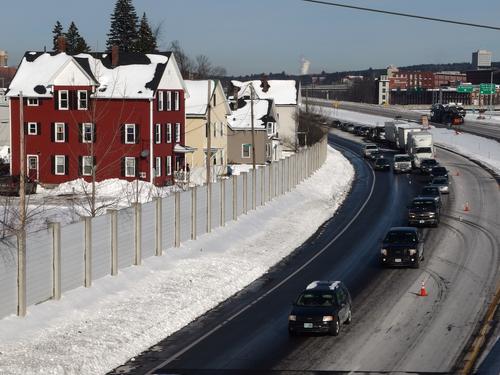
[154,156,161,177]
[55,122,65,142]
[82,156,93,176]
[166,123,172,143]
[166,91,172,111]
[82,123,94,143]
[175,123,180,142]
[125,124,136,144]
[78,91,88,110]
[158,91,164,111]
[155,123,161,144]
[27,98,39,106]
[174,91,180,111]
[58,90,69,110]
[27,122,38,135]
[55,155,65,175]
[125,157,136,177]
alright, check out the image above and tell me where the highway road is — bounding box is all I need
[309,98,500,141]
[110,131,500,375]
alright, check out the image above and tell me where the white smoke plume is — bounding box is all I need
[300,57,311,75]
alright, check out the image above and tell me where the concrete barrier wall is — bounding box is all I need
[0,138,328,319]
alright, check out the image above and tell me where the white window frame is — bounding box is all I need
[27,154,39,180]
[242,144,251,159]
[166,123,172,143]
[155,123,161,144]
[27,122,38,135]
[125,124,136,144]
[266,122,274,135]
[166,156,172,176]
[125,157,136,177]
[158,91,164,111]
[82,123,94,143]
[55,122,65,142]
[174,91,180,111]
[58,90,69,110]
[55,155,65,175]
[175,123,180,143]
[77,90,88,110]
[166,91,172,111]
[155,156,161,177]
[27,98,39,106]
[82,156,93,176]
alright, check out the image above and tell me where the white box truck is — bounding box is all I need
[397,124,423,151]
[407,132,434,168]
[385,120,410,148]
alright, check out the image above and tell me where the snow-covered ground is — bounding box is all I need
[319,106,500,174]
[0,146,354,375]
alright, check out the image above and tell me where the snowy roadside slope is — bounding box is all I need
[0,146,354,375]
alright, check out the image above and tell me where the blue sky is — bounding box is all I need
[2,0,500,75]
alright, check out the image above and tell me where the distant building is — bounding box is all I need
[0,50,7,67]
[377,75,389,105]
[472,50,492,70]
[433,71,466,87]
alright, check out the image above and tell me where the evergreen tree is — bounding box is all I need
[65,22,90,54]
[52,21,64,52]
[106,0,139,52]
[135,12,157,53]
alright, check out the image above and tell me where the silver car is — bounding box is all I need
[363,143,379,158]
[430,177,449,194]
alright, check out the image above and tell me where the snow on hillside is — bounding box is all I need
[0,146,354,375]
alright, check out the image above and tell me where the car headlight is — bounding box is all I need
[408,249,417,256]
[322,315,334,322]
[409,213,416,218]
[288,315,296,321]
[381,248,387,256]
[428,212,435,216]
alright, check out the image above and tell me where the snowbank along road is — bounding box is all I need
[112,130,500,374]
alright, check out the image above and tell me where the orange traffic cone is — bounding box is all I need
[420,280,428,297]
[464,202,470,212]
[455,170,460,176]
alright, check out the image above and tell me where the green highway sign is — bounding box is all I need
[457,86,473,93]
[480,83,496,95]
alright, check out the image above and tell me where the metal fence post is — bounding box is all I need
[232,175,238,220]
[219,180,226,227]
[221,179,226,227]
[175,191,181,247]
[51,222,61,300]
[207,184,212,233]
[134,203,141,266]
[243,172,248,214]
[108,209,118,276]
[154,197,162,256]
[191,186,197,240]
[84,217,92,287]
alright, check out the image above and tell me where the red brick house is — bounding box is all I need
[7,49,188,186]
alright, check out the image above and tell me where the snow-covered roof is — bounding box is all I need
[7,51,176,100]
[184,80,231,116]
[232,79,298,105]
[228,99,272,130]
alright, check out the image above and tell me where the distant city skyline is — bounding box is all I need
[2,0,500,75]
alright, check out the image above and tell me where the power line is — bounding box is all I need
[301,0,500,31]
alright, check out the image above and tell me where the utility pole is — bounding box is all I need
[250,83,256,171]
[206,80,212,185]
[18,91,26,317]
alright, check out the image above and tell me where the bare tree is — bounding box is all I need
[169,40,193,79]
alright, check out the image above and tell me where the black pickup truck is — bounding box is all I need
[380,227,424,268]
[407,196,440,227]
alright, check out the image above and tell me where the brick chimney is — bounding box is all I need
[111,45,119,67]
[57,36,66,53]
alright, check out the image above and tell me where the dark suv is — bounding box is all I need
[408,197,440,227]
[380,227,424,268]
[430,166,448,180]
[420,185,442,207]
[420,159,439,174]
[288,281,352,336]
